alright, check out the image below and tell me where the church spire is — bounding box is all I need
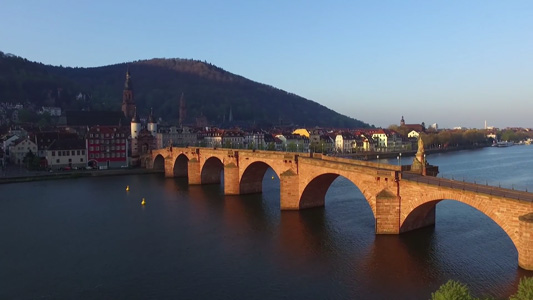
[148,107,155,123]
[122,68,136,120]
[124,68,133,90]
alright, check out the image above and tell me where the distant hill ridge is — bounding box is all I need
[0,51,371,128]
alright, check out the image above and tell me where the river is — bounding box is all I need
[1,146,532,299]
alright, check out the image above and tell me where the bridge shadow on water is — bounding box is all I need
[156,169,533,299]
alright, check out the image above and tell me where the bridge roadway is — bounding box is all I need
[146,147,533,270]
[402,172,533,202]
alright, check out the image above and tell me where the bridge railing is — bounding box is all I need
[402,172,533,202]
[314,153,402,172]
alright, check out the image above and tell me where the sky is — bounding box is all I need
[1,0,532,129]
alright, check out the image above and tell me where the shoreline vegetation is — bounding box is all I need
[432,277,533,300]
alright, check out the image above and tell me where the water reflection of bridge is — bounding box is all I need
[146,147,533,270]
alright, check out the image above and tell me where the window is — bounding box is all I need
[71,151,75,156]
[90,154,94,158]
[77,150,80,155]
[80,158,84,162]
[56,159,60,163]
[82,150,85,155]
[68,159,72,163]
[58,152,62,157]
[52,151,55,156]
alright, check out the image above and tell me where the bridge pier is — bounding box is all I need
[188,159,201,185]
[224,163,240,195]
[518,213,533,270]
[164,156,174,178]
[375,189,401,234]
[280,170,300,210]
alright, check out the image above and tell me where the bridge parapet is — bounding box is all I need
[318,154,402,172]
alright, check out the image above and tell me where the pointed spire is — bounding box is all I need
[132,106,139,123]
[124,68,133,90]
[148,107,155,123]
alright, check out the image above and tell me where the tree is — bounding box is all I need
[510,277,533,300]
[286,142,296,152]
[501,130,518,142]
[23,150,41,170]
[431,280,474,300]
[266,142,275,151]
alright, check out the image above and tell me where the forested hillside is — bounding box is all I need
[0,51,370,128]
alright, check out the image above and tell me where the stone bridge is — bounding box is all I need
[145,147,533,270]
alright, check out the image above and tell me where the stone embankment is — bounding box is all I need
[0,167,163,184]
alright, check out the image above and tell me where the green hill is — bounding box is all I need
[0,51,371,128]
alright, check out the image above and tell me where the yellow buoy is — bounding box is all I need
[271,176,274,180]
[141,198,146,205]
[126,185,129,191]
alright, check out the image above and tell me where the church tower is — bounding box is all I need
[122,69,136,120]
[400,116,405,126]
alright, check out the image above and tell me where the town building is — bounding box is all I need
[87,126,129,169]
[8,137,38,165]
[44,139,87,170]
[222,129,245,148]
[156,126,197,148]
[335,132,357,153]
[243,130,266,149]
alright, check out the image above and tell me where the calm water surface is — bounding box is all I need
[1,146,533,299]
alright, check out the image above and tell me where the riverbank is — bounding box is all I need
[0,167,163,185]
[336,145,489,160]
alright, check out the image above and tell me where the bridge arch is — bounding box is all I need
[153,154,165,171]
[173,154,189,177]
[401,195,519,252]
[240,161,278,194]
[299,173,375,218]
[201,157,224,184]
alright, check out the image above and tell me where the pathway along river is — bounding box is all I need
[1,146,533,299]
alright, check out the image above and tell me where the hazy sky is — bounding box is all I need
[1,1,532,129]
